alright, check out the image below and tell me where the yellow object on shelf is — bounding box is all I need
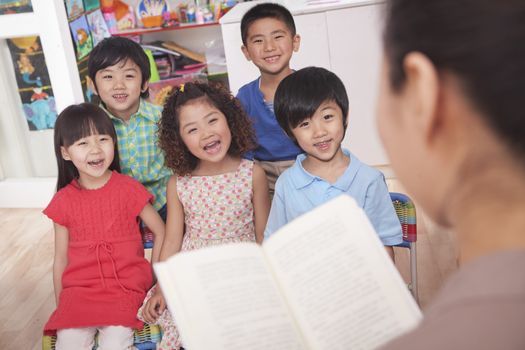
[144,49,160,82]
[142,15,163,28]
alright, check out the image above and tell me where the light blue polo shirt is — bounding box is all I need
[264,149,403,246]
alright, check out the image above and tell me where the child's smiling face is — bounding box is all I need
[291,100,346,164]
[178,98,232,166]
[61,132,115,189]
[241,17,300,77]
[93,58,147,121]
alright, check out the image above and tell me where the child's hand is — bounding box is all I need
[142,287,166,324]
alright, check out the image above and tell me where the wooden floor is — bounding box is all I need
[0,181,458,349]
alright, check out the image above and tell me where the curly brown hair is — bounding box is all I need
[158,81,257,175]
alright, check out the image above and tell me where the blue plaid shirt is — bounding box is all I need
[104,99,171,210]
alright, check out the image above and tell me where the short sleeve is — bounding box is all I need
[123,175,154,216]
[363,174,403,246]
[237,85,255,161]
[236,86,248,108]
[43,190,69,227]
[264,177,288,240]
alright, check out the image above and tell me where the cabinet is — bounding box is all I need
[220,0,387,166]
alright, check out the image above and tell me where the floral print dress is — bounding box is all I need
[138,159,256,349]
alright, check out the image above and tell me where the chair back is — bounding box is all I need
[390,192,417,243]
[142,228,154,249]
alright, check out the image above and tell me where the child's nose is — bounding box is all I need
[264,40,275,51]
[113,78,125,89]
[89,142,103,153]
[312,124,327,138]
[202,129,213,139]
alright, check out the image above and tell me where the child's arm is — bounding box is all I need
[158,176,185,262]
[142,175,185,324]
[263,177,288,240]
[385,246,395,260]
[252,163,271,244]
[52,223,69,306]
[363,174,403,261]
[139,204,165,264]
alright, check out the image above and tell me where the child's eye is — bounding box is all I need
[99,136,111,142]
[126,74,136,79]
[323,114,334,120]
[102,75,112,80]
[77,141,87,146]
[299,121,310,128]
[209,118,218,124]
[275,35,284,39]
[188,128,197,134]
[252,39,263,44]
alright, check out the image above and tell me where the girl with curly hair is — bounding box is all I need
[137,81,270,349]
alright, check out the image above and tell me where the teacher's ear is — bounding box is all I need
[401,52,440,147]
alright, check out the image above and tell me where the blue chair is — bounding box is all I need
[391,192,418,303]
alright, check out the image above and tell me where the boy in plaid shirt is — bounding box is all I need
[88,37,171,220]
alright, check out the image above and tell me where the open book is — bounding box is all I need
[154,195,422,350]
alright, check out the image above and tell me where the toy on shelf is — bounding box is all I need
[136,0,169,28]
[186,4,196,23]
[114,0,136,30]
[101,0,136,32]
[209,0,237,20]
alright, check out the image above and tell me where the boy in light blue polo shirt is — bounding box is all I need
[264,67,402,258]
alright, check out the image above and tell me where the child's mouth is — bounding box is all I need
[314,140,331,151]
[264,55,280,63]
[88,159,105,167]
[203,141,221,154]
[112,94,128,103]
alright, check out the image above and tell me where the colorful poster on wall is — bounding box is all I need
[6,36,57,131]
[0,0,33,15]
[86,9,110,46]
[76,55,97,104]
[69,15,93,60]
[83,0,100,12]
[65,0,84,19]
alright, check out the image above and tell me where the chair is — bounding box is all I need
[142,225,155,249]
[391,192,418,303]
[42,323,162,350]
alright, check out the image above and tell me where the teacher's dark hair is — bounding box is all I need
[383,0,525,162]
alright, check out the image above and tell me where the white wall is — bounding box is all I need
[0,0,84,207]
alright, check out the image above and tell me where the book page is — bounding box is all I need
[154,243,307,350]
[264,195,422,350]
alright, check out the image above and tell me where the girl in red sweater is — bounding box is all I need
[43,103,164,349]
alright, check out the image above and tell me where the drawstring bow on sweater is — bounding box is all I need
[88,240,131,293]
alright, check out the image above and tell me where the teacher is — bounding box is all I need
[377,1,525,349]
